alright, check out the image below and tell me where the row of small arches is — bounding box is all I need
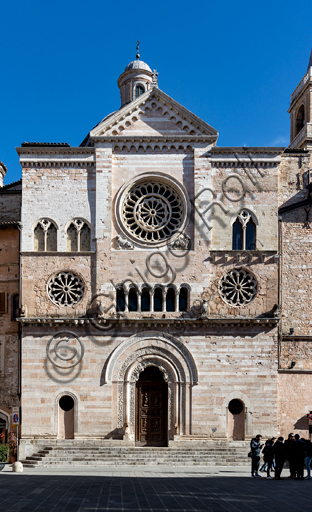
[34,218,91,252]
[116,285,189,313]
[114,144,193,153]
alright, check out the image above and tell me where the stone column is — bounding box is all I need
[162,288,166,313]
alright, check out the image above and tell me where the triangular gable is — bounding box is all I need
[90,88,218,140]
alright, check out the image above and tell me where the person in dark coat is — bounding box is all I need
[250,434,263,477]
[304,438,312,479]
[262,438,275,479]
[273,436,285,479]
[290,434,307,480]
[284,433,295,478]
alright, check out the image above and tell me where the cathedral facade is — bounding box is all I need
[1,49,312,459]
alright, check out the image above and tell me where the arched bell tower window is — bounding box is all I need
[296,104,305,135]
[135,84,145,99]
[232,210,256,250]
[34,219,57,251]
[66,219,91,252]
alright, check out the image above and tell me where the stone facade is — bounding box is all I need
[2,51,312,457]
[0,177,21,449]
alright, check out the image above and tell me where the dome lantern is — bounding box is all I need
[118,41,155,107]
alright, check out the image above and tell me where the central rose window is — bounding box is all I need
[117,174,190,247]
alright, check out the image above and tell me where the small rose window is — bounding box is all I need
[47,272,84,307]
[219,268,257,306]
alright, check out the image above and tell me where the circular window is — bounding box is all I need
[116,173,190,247]
[48,272,84,307]
[219,268,257,307]
[228,399,243,415]
[59,395,74,411]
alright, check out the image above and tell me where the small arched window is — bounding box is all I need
[116,288,126,312]
[166,287,176,312]
[296,104,305,135]
[135,84,145,99]
[232,210,256,250]
[128,288,138,311]
[34,219,57,251]
[154,288,163,312]
[179,287,188,312]
[141,288,150,312]
[67,220,91,252]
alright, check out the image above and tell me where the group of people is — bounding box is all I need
[250,433,312,479]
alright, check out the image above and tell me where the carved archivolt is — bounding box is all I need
[118,355,176,434]
[104,331,198,385]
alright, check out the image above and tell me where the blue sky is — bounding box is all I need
[0,0,311,184]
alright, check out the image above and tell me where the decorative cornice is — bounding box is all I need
[210,250,278,264]
[21,251,95,256]
[16,147,95,155]
[19,162,95,168]
[278,369,312,374]
[209,147,283,165]
[281,335,312,342]
[17,146,96,167]
[210,147,285,154]
[94,135,216,144]
[17,316,279,328]
[212,160,279,167]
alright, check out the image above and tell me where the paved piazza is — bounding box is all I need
[0,465,311,511]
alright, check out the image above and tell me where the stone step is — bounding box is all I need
[21,460,250,467]
[44,447,246,454]
[45,449,248,454]
[20,444,251,468]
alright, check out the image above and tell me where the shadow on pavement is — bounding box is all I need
[0,474,310,511]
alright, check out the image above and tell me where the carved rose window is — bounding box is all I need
[219,269,257,306]
[47,272,84,307]
[122,181,184,244]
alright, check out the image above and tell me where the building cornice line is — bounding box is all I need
[16,147,95,155]
[92,135,217,143]
[210,147,285,154]
[17,316,279,328]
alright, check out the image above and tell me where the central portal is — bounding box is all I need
[136,366,168,446]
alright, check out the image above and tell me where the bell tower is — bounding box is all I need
[288,49,312,150]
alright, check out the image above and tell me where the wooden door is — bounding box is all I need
[136,382,167,446]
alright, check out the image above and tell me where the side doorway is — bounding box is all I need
[228,399,245,440]
[58,395,75,439]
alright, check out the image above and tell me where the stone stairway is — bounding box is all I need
[21,443,250,468]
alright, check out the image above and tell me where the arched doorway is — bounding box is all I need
[228,399,245,440]
[58,395,75,439]
[136,366,168,446]
[0,412,8,452]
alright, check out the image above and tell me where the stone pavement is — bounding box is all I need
[0,464,311,511]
